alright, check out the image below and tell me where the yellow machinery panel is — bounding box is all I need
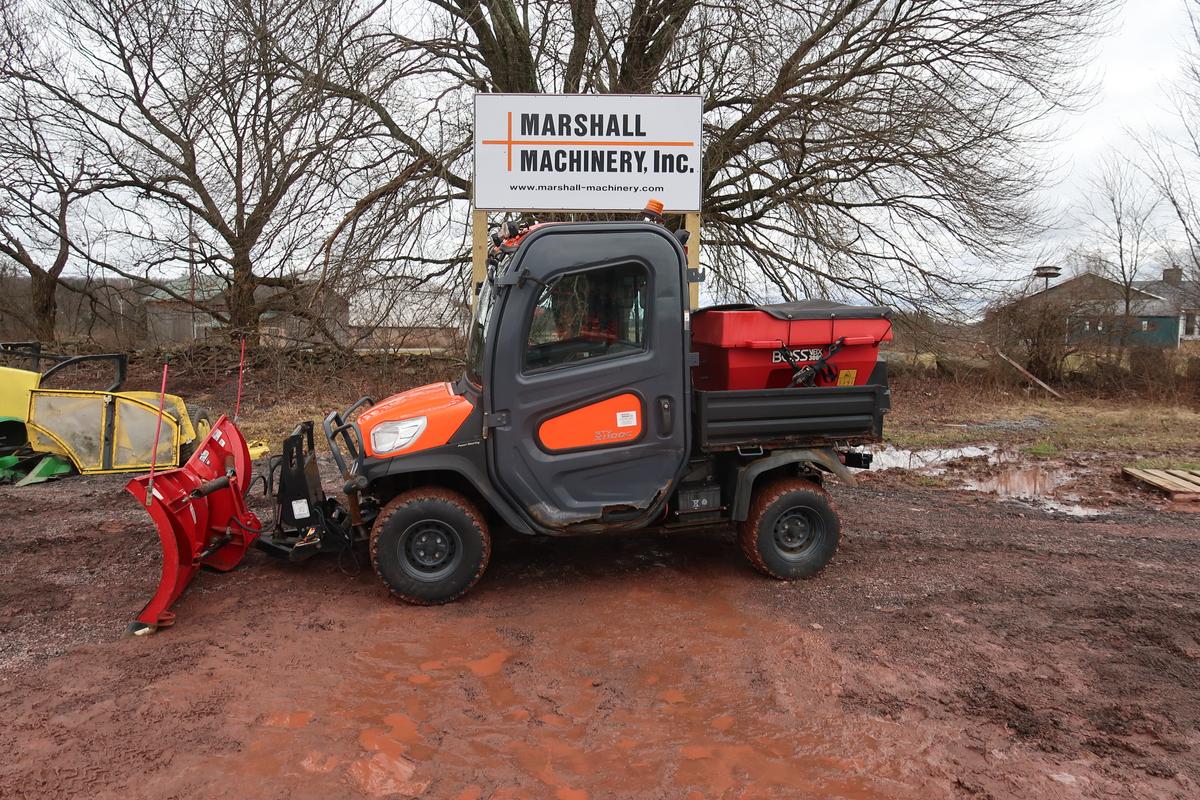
[27,390,181,474]
[0,366,40,422]
[122,391,196,443]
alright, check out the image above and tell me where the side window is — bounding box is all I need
[525,262,648,371]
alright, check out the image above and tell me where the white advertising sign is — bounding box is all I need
[473,94,702,212]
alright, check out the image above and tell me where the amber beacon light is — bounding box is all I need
[642,198,665,222]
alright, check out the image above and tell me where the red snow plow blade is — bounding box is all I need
[124,415,261,635]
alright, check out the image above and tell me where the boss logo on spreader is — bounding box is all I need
[771,348,825,363]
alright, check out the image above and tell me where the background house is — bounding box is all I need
[140,276,352,346]
[348,287,469,352]
[983,269,1198,382]
[993,271,1190,350]
[1134,266,1200,345]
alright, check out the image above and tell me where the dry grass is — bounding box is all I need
[887,377,1200,457]
[114,348,460,448]
[234,398,359,446]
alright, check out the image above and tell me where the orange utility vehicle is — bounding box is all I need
[250,213,893,605]
[127,208,894,631]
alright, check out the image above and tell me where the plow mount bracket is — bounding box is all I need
[256,420,371,562]
[125,415,261,635]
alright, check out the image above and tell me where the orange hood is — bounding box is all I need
[357,382,474,458]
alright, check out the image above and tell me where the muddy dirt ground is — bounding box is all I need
[1,458,1198,799]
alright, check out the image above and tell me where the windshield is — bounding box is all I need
[464,281,496,385]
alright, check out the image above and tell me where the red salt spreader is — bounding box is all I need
[691,300,893,391]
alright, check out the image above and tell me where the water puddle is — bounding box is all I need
[962,464,1069,497]
[868,445,1103,517]
[869,445,999,473]
[964,467,1103,517]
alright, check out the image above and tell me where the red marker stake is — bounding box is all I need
[145,363,169,507]
[234,336,246,422]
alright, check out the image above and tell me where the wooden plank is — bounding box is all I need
[993,349,1065,399]
[1125,468,1186,492]
[1123,467,1160,485]
[1123,468,1200,501]
[1124,467,1173,493]
[1145,469,1200,493]
[1165,470,1200,491]
[1143,469,1200,492]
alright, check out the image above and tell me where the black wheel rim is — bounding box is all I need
[772,506,824,561]
[398,519,462,581]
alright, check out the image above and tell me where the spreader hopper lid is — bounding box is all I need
[697,300,892,320]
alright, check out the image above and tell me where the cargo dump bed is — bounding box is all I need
[693,368,890,451]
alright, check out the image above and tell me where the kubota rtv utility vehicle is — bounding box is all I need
[257,217,892,605]
[126,214,892,631]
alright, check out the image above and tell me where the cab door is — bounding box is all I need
[485,224,690,532]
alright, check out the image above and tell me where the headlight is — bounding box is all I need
[370,417,428,453]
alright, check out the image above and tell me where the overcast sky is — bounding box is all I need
[1045,0,1192,244]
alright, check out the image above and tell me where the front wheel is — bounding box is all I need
[738,477,840,580]
[370,487,491,604]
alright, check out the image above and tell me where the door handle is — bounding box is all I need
[657,396,674,435]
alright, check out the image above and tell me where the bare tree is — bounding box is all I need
[1075,153,1159,345]
[7,0,376,340]
[0,0,1123,348]
[257,0,1117,315]
[988,284,1083,383]
[0,2,115,341]
[1142,1,1200,315]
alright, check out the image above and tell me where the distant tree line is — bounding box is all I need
[0,0,1119,344]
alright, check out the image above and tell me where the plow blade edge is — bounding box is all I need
[124,415,261,635]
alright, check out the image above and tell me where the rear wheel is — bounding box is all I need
[738,477,840,580]
[370,487,490,604]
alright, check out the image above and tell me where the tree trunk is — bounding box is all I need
[227,253,259,343]
[29,271,58,343]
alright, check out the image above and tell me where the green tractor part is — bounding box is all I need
[15,454,73,486]
[0,452,74,485]
[0,453,23,481]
